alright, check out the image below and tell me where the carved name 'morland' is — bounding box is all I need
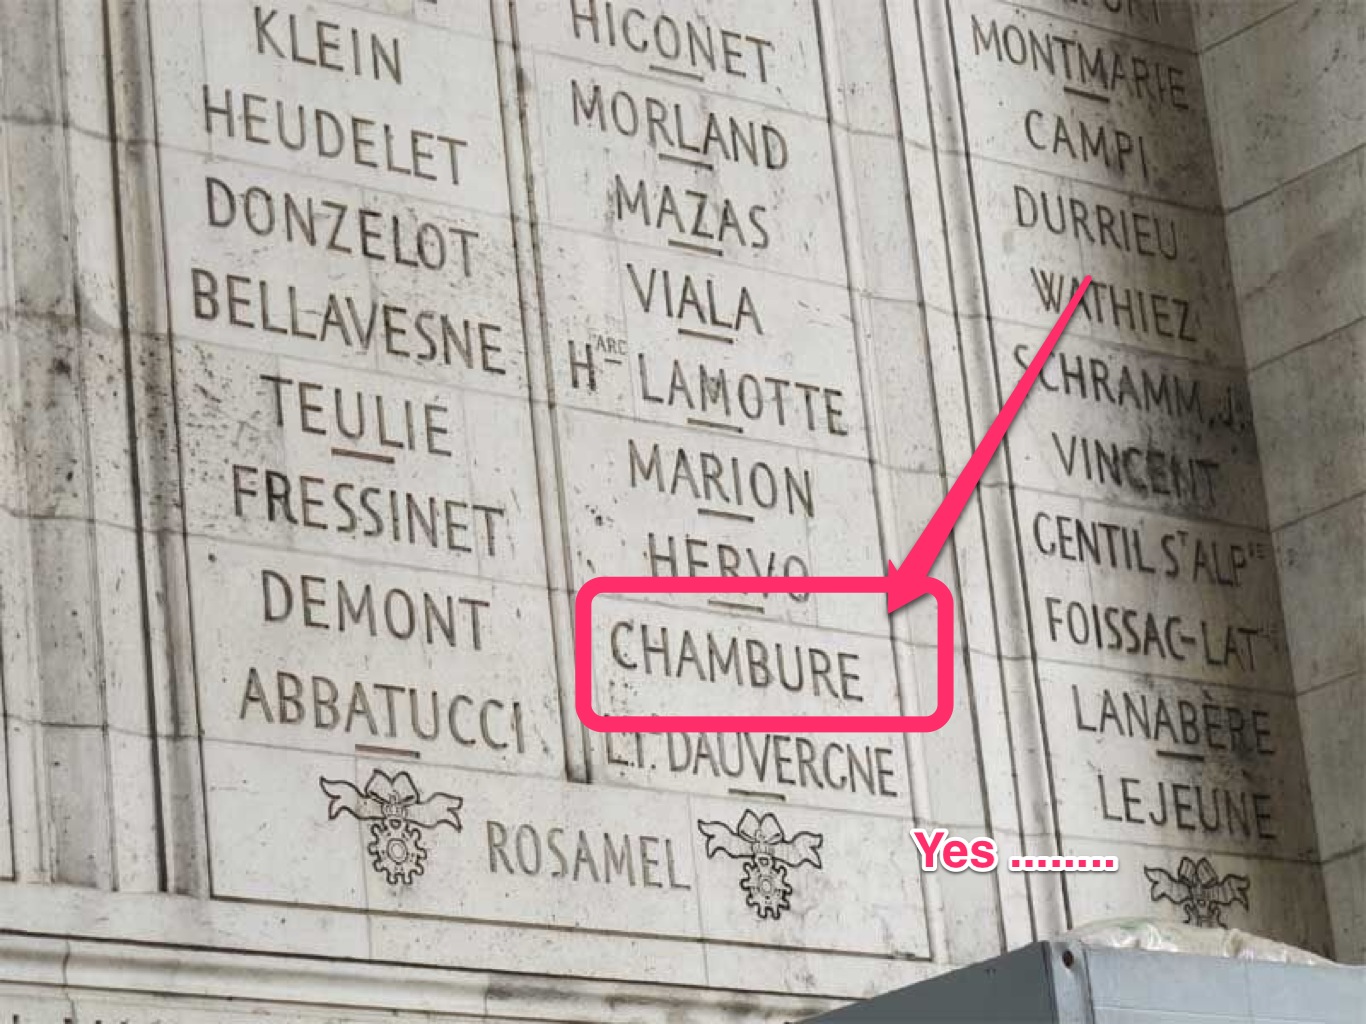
[572,80,788,169]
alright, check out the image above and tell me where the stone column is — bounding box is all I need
[1196,0,1366,962]
[0,0,178,893]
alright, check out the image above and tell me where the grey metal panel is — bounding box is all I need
[1093,1012,1249,1024]
[802,942,1058,1023]
[802,943,1366,1024]
[1244,960,1366,1023]
[1047,941,1096,1024]
[1082,946,1366,1024]
[1083,948,1256,1018]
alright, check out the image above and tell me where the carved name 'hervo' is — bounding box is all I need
[1144,856,1250,927]
[320,770,463,885]
[698,811,823,920]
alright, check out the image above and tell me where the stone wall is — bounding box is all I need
[0,1,1351,1020]
[1195,0,1366,963]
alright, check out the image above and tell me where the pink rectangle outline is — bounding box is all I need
[574,574,954,733]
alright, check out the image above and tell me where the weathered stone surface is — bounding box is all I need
[0,0,1357,1019]
[1198,0,1366,964]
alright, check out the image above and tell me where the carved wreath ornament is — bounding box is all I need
[1144,856,1250,928]
[320,770,463,885]
[698,810,823,920]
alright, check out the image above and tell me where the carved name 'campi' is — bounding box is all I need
[1023,108,1151,182]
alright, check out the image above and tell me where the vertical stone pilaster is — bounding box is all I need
[1197,0,1366,963]
[0,0,169,892]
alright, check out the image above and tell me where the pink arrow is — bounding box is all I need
[886,277,1093,613]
